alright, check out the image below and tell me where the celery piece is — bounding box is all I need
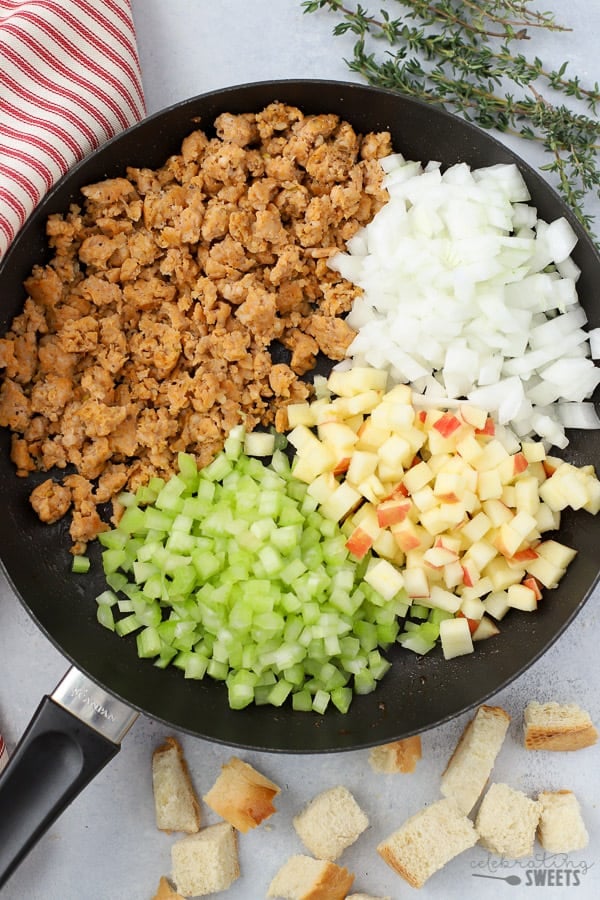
[292,689,313,712]
[96,604,115,631]
[72,555,90,574]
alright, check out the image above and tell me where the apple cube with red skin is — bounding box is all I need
[376,498,412,527]
[403,566,430,599]
[507,583,538,611]
[472,615,501,640]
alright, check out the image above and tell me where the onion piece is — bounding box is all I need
[331,156,599,447]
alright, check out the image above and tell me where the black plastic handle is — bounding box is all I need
[0,695,120,889]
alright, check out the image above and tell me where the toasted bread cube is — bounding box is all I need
[203,756,280,832]
[369,735,422,774]
[293,786,369,861]
[267,855,354,900]
[377,797,477,888]
[524,701,598,751]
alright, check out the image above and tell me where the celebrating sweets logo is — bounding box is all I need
[471,853,594,887]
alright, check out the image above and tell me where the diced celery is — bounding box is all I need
[72,555,90,574]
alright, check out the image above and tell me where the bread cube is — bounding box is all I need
[440,705,510,814]
[475,783,540,858]
[369,735,422,774]
[171,822,239,896]
[293,785,369,861]
[267,855,354,900]
[152,736,201,834]
[537,790,588,852]
[203,755,280,832]
[377,797,477,888]
[524,701,598,751]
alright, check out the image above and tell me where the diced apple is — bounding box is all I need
[292,442,336,483]
[344,506,380,559]
[478,469,503,500]
[456,431,485,464]
[461,557,480,588]
[440,616,474,659]
[482,499,514,526]
[521,440,546,463]
[346,390,384,416]
[356,420,391,451]
[376,497,412,527]
[534,502,560,533]
[320,481,362,522]
[433,471,466,502]
[472,615,501,640]
[328,366,388,397]
[358,473,387,504]
[485,557,525,591]
[403,461,434,494]
[472,439,510,472]
[317,420,358,450]
[391,519,432,553]
[483,590,511,620]
[411,485,438,513]
[423,546,459,569]
[460,511,492,543]
[372,528,400,561]
[522,575,543,601]
[443,559,464,589]
[433,411,463,438]
[402,566,430,598]
[364,557,405,601]
[536,539,577,569]
[287,424,319,452]
[420,502,466,535]
[514,476,541,516]
[494,522,524,558]
[523,556,564,589]
[460,576,492,601]
[285,402,314,428]
[511,510,538,540]
[306,472,338,504]
[346,450,379,485]
[426,585,462,614]
[459,404,488,431]
[377,433,413,469]
[463,539,497,571]
[474,416,495,437]
[507,583,538,611]
[459,596,485,621]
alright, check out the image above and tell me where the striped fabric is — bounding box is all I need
[0,0,146,258]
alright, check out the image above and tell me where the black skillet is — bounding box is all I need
[0,80,599,886]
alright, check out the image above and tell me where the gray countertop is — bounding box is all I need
[1,1,599,897]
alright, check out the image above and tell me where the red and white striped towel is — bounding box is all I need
[0,0,146,259]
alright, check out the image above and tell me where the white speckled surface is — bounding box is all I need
[1,2,599,897]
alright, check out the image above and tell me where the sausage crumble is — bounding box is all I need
[0,103,392,551]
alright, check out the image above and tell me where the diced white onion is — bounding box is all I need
[331,157,599,447]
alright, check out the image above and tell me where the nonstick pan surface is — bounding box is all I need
[1,80,599,753]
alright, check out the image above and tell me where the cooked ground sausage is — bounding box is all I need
[0,103,391,550]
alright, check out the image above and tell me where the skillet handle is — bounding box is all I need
[0,667,138,889]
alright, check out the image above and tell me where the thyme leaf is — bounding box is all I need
[302,0,600,235]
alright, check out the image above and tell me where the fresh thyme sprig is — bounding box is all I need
[302,0,600,235]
